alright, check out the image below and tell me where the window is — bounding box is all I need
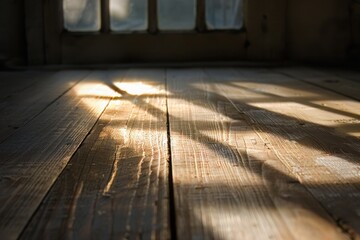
[63,0,101,31]
[63,0,244,32]
[110,0,148,31]
[206,0,244,30]
[158,0,196,30]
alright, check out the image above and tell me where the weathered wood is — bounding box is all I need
[232,68,360,138]
[296,67,360,84]
[0,70,90,143]
[275,67,360,101]
[0,71,111,239]
[21,69,170,239]
[322,68,360,83]
[211,68,360,238]
[0,67,358,239]
[0,71,50,100]
[167,69,346,239]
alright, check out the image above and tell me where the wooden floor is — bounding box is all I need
[0,67,359,240]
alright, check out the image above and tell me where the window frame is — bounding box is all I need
[41,0,248,64]
[61,0,246,34]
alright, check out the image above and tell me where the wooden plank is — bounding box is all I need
[0,71,112,239]
[0,71,50,100]
[167,69,347,239]
[275,67,360,101]
[231,68,360,138]
[320,68,360,83]
[0,70,90,143]
[21,69,170,239]
[209,68,360,238]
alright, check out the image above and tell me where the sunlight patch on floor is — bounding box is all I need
[76,82,120,98]
[114,81,164,95]
[191,199,337,240]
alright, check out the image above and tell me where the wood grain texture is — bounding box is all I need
[0,67,358,239]
[210,68,360,239]
[275,67,360,101]
[0,70,90,143]
[0,71,110,240]
[0,71,50,100]
[335,71,360,83]
[320,68,360,83]
[21,69,170,240]
[223,68,360,138]
[167,69,346,239]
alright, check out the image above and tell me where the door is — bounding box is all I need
[45,0,247,64]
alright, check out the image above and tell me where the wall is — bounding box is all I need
[246,0,287,60]
[350,0,360,61]
[0,0,357,65]
[61,0,289,64]
[287,0,353,63]
[0,0,26,66]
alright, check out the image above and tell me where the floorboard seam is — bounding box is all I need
[17,88,112,240]
[218,79,356,240]
[334,218,357,240]
[165,69,178,240]
[0,71,92,145]
[317,68,360,84]
[275,70,360,102]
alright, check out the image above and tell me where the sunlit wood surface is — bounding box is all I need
[0,67,359,240]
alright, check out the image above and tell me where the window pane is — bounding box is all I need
[110,0,148,31]
[206,0,243,30]
[158,0,196,30]
[63,0,101,31]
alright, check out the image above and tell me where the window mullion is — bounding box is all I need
[196,0,206,31]
[149,0,158,33]
[101,0,110,32]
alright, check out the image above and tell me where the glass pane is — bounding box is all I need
[206,0,243,30]
[110,0,148,31]
[158,0,196,30]
[63,0,101,31]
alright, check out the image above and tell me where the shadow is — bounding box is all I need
[224,68,360,120]
[21,83,170,239]
[224,81,360,120]
[159,68,360,166]
[202,86,360,165]
[19,68,360,239]
[105,68,360,237]
[165,68,360,238]
[103,68,360,237]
